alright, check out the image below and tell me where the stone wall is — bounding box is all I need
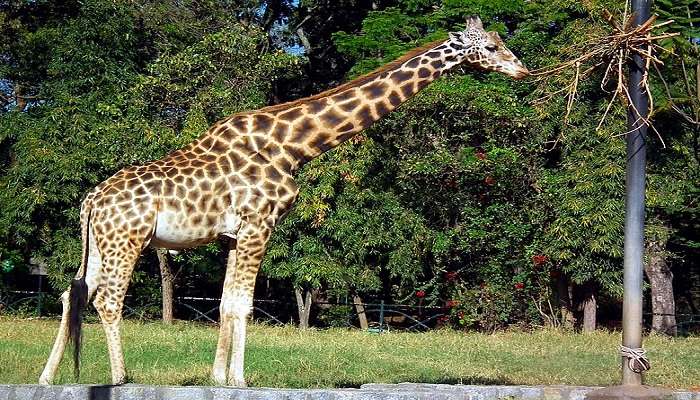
[0,383,697,400]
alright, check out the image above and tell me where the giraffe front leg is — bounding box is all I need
[215,224,270,387]
[228,226,270,387]
[228,286,253,387]
[212,245,237,385]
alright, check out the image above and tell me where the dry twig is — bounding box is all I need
[531,9,680,147]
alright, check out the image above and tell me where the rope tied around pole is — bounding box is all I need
[620,345,650,373]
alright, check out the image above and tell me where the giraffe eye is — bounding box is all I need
[485,44,498,52]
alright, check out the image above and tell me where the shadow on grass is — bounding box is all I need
[178,374,212,386]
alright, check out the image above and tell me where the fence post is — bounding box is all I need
[378,300,385,334]
[36,275,43,317]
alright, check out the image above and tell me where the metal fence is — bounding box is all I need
[0,289,448,331]
[2,289,699,334]
[170,296,449,332]
[0,289,48,316]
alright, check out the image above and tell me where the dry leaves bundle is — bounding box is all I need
[531,9,680,146]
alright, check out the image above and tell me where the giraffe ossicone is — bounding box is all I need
[39,15,528,387]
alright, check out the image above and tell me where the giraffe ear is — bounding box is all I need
[487,31,502,41]
[466,15,483,30]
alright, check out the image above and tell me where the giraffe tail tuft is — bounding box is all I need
[68,197,92,382]
[68,276,88,381]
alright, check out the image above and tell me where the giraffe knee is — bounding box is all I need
[93,294,121,324]
[96,307,120,324]
[221,290,253,319]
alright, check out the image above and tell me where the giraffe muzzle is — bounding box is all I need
[513,66,530,80]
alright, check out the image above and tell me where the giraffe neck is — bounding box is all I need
[266,38,461,167]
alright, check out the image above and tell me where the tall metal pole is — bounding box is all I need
[622,0,650,386]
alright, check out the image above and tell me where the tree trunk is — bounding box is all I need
[644,237,677,336]
[15,84,26,111]
[581,284,597,333]
[156,249,174,324]
[295,288,317,329]
[557,275,576,329]
[296,27,312,51]
[353,294,369,330]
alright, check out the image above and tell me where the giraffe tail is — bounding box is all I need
[69,275,88,381]
[68,198,91,381]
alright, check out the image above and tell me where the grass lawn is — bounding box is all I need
[0,316,698,389]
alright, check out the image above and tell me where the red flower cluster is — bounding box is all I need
[484,176,495,186]
[446,300,460,308]
[445,178,458,188]
[475,151,487,160]
[532,254,549,266]
[514,282,525,290]
[445,271,458,282]
[415,290,426,298]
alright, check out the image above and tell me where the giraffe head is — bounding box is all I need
[447,16,529,79]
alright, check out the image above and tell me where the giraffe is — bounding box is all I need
[39,15,528,387]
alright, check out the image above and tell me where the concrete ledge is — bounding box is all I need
[0,383,697,400]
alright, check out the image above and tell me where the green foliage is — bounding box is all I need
[446,283,516,331]
[263,136,430,295]
[0,0,298,290]
[274,0,699,328]
[322,2,547,324]
[1,0,697,330]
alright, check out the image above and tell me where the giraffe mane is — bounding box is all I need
[259,38,447,113]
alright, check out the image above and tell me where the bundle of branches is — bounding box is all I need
[531,9,679,144]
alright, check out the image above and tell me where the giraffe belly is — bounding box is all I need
[151,209,242,249]
[151,210,216,249]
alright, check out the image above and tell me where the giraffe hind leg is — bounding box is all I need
[93,246,142,385]
[40,221,102,384]
[39,289,72,384]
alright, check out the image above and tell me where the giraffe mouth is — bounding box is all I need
[511,66,530,80]
[511,63,530,80]
[493,62,530,80]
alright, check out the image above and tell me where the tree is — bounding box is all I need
[642,0,700,336]
[1,0,697,331]
[263,0,554,330]
[0,0,299,302]
[155,249,175,324]
[280,0,699,331]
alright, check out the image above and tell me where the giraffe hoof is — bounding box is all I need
[212,373,227,386]
[112,374,128,385]
[228,378,247,388]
